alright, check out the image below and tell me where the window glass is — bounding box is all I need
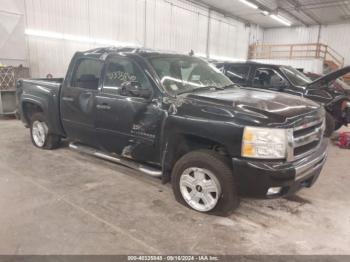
[102,56,151,95]
[226,65,250,84]
[280,66,312,87]
[147,56,233,95]
[71,59,103,90]
[253,68,286,88]
[336,79,350,91]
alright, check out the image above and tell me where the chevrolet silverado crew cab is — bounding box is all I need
[17,47,328,216]
[214,61,350,137]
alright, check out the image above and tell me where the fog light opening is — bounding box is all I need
[267,187,282,196]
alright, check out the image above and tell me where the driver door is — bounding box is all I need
[95,55,163,163]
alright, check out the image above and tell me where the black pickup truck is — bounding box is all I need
[17,47,328,216]
[214,61,350,136]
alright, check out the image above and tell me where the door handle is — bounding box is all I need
[62,96,74,102]
[96,104,111,110]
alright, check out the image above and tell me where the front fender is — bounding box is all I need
[160,115,243,182]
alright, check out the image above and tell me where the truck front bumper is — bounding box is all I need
[232,139,328,198]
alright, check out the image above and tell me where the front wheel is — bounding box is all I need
[30,113,60,149]
[171,150,239,216]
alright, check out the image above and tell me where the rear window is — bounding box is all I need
[71,58,103,90]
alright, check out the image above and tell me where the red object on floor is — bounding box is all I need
[337,132,350,148]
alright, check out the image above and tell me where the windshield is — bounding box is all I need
[147,56,233,95]
[280,66,312,87]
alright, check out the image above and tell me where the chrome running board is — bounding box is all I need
[69,142,162,177]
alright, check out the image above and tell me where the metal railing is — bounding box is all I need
[249,43,345,69]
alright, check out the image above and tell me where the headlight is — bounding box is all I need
[242,127,287,159]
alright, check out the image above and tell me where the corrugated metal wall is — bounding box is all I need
[249,24,264,45]
[251,58,324,74]
[320,24,350,66]
[24,0,252,77]
[0,0,27,66]
[208,11,250,61]
[263,26,319,44]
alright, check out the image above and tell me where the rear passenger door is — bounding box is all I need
[225,64,250,86]
[60,57,103,146]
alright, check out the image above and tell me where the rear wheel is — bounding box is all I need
[30,113,60,149]
[171,150,239,216]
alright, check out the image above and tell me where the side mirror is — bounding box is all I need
[120,81,152,99]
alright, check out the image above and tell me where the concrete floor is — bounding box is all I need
[0,118,349,255]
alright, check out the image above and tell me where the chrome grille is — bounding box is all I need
[287,118,325,161]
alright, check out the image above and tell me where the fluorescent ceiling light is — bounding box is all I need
[25,29,141,47]
[270,14,292,26]
[239,0,258,9]
[261,10,269,16]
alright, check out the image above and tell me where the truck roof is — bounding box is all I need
[213,61,283,69]
[80,46,192,59]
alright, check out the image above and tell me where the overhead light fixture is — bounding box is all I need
[239,0,258,9]
[261,10,269,16]
[270,14,292,26]
[24,29,141,47]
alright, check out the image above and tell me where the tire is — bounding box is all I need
[30,112,60,149]
[324,112,335,137]
[171,149,239,216]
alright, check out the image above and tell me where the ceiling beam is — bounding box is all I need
[250,0,309,26]
[272,0,310,26]
[188,0,252,25]
[288,0,350,10]
[276,6,309,26]
[284,0,322,25]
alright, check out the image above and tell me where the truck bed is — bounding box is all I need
[17,78,65,136]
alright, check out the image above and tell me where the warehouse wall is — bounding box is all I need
[249,24,264,45]
[0,0,27,67]
[263,26,319,44]
[320,24,350,66]
[251,58,324,74]
[22,0,253,77]
[263,24,350,67]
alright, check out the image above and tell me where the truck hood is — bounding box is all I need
[185,87,321,126]
[308,66,350,88]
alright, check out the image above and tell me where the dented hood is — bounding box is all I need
[308,66,350,88]
[186,87,320,121]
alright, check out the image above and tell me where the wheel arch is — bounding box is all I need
[161,132,231,183]
[22,100,44,126]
